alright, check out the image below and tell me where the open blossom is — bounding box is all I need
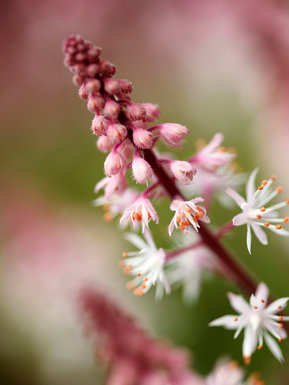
[120,232,170,298]
[170,161,197,185]
[227,168,289,253]
[166,234,216,304]
[190,133,235,172]
[132,153,153,184]
[206,360,245,385]
[169,198,210,235]
[94,172,127,199]
[210,283,289,363]
[120,196,159,232]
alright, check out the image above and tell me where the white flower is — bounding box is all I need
[166,233,215,304]
[168,198,210,236]
[227,168,289,253]
[120,231,170,299]
[120,196,159,232]
[206,360,245,385]
[210,283,289,363]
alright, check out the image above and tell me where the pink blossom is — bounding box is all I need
[170,160,197,184]
[132,154,152,184]
[104,149,125,176]
[132,127,153,149]
[94,172,127,199]
[107,123,127,145]
[157,123,189,148]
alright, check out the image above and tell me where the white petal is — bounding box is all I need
[209,315,239,329]
[264,332,284,362]
[255,282,269,304]
[168,217,176,236]
[246,224,252,254]
[251,224,268,245]
[124,233,147,250]
[232,213,248,226]
[246,168,259,204]
[242,326,257,358]
[228,292,250,313]
[266,297,289,314]
[226,187,245,208]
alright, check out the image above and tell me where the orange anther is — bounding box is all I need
[148,212,151,219]
[275,225,282,230]
[141,284,147,289]
[104,212,113,222]
[193,215,199,222]
[185,220,190,226]
[279,316,283,321]
[243,356,251,365]
[133,288,144,296]
[279,323,284,329]
[136,213,142,221]
[261,299,265,303]
[181,211,186,218]
[179,223,185,230]
[261,180,267,186]
[186,206,192,213]
[278,305,282,309]
[137,273,141,277]
[279,338,283,342]
[258,345,263,350]
[258,186,263,190]
[234,318,238,322]
[264,222,270,227]
[122,252,128,258]
[270,175,276,181]
[260,207,266,212]
[254,306,258,309]
[256,214,262,219]
[126,281,135,290]
[284,217,289,223]
[286,199,289,205]
[197,211,204,218]
[176,216,181,223]
[276,186,282,193]
[196,206,202,212]
[143,277,148,282]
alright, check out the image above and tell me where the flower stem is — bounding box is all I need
[143,148,258,296]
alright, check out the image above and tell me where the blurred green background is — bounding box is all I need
[1,0,289,384]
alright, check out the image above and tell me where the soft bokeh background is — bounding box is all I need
[1,0,289,383]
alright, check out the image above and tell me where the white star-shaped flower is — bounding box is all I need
[210,283,289,363]
[120,231,170,299]
[227,168,289,253]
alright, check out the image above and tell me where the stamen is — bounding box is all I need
[179,223,185,230]
[122,252,128,257]
[256,214,262,219]
[279,316,283,321]
[260,207,266,212]
[276,186,282,193]
[143,276,148,282]
[286,199,289,205]
[185,220,190,226]
[278,323,284,329]
[176,216,181,223]
[243,356,251,365]
[104,212,113,221]
[133,288,144,296]
[275,225,282,230]
[254,306,258,309]
[126,281,135,290]
[261,299,265,303]
[283,217,289,223]
[258,186,263,190]
[279,338,283,342]
[278,305,282,309]
[234,318,238,321]
[270,175,276,181]
[197,211,204,218]
[261,180,267,186]
[258,345,263,350]
[137,272,141,277]
[264,222,270,227]
[185,206,192,213]
[141,284,147,289]
[181,211,186,218]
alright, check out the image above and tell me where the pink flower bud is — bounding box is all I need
[133,128,153,149]
[125,103,146,121]
[91,115,109,135]
[158,123,189,147]
[104,150,124,176]
[170,161,196,184]
[75,52,86,62]
[104,79,132,96]
[85,79,101,94]
[87,95,105,113]
[104,99,120,120]
[142,103,160,122]
[86,63,100,77]
[73,63,86,75]
[107,124,127,145]
[79,84,89,99]
[73,74,85,86]
[97,136,113,153]
[99,60,116,77]
[132,156,152,184]
[87,47,101,61]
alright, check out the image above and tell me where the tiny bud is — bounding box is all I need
[73,74,85,86]
[85,79,101,93]
[97,136,113,153]
[73,63,86,75]
[91,115,109,135]
[104,99,120,119]
[132,156,152,184]
[125,103,146,121]
[170,161,196,184]
[79,84,89,99]
[75,52,86,62]
[104,78,132,96]
[87,95,105,113]
[87,47,101,61]
[133,128,153,149]
[158,123,189,147]
[142,103,160,122]
[104,150,124,176]
[107,123,127,145]
[86,63,100,77]
[99,60,116,77]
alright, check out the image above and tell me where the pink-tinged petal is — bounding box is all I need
[226,187,245,208]
[251,224,268,245]
[203,133,224,153]
[94,177,109,193]
[170,200,182,211]
[209,315,239,329]
[255,282,269,304]
[242,326,257,358]
[228,292,250,313]
[120,210,132,224]
[264,333,284,362]
[168,217,176,236]
[145,200,159,223]
[246,224,252,254]
[232,213,247,226]
[191,197,204,205]
[266,297,289,314]
[246,168,259,204]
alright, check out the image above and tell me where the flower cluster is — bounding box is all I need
[64,35,289,373]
